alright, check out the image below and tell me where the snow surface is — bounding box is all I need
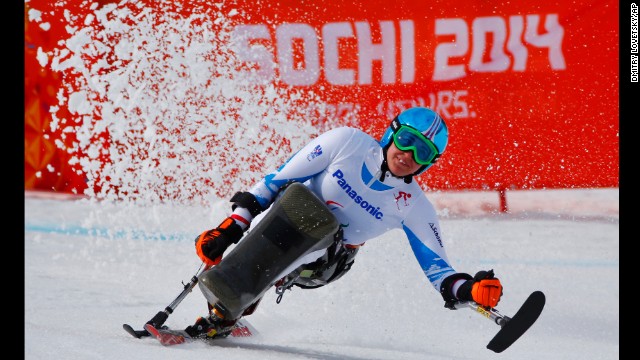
[25,187,619,360]
[25,3,619,358]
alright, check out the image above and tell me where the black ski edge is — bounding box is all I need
[123,323,150,338]
[487,290,545,353]
[486,291,545,352]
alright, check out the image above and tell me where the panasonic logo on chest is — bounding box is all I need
[332,169,383,220]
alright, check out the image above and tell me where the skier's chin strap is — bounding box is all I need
[380,144,414,184]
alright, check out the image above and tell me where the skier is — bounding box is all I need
[187,107,504,339]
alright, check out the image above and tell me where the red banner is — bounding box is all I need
[25,0,619,199]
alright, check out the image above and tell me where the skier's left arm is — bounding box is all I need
[230,127,350,225]
[194,128,350,267]
[403,199,503,309]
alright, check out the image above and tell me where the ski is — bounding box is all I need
[144,323,191,345]
[455,290,545,353]
[123,323,150,339]
[143,319,259,346]
[122,265,215,340]
[486,290,545,353]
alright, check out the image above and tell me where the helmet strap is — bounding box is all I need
[380,145,390,182]
[412,165,428,178]
[381,143,414,184]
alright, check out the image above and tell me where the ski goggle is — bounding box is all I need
[392,125,440,165]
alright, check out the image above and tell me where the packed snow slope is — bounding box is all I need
[25,188,619,360]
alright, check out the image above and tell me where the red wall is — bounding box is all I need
[25,0,619,196]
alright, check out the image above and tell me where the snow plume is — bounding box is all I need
[40,0,346,205]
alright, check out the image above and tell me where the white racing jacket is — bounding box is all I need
[241,126,458,291]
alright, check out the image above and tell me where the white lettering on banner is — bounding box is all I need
[434,18,468,81]
[434,14,566,81]
[231,20,415,85]
[400,20,416,83]
[276,23,320,85]
[230,24,274,83]
[377,90,472,120]
[355,21,395,84]
[303,90,473,121]
[524,14,566,69]
[230,14,565,86]
[323,22,355,85]
[469,16,511,72]
[508,16,527,70]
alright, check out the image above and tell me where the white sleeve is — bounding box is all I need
[402,196,457,291]
[246,127,355,209]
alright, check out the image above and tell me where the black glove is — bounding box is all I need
[195,217,244,266]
